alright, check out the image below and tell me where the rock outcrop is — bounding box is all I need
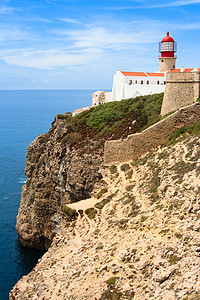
[11,133,200,299]
[16,116,103,249]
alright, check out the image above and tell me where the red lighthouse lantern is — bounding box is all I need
[159,32,177,58]
[159,32,177,72]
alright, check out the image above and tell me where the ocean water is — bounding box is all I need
[0,90,94,299]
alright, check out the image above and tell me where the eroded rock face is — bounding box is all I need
[10,134,200,299]
[16,118,103,249]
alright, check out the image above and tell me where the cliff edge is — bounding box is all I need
[11,130,200,299]
[16,115,103,249]
[12,93,200,299]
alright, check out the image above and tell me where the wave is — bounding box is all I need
[19,178,26,184]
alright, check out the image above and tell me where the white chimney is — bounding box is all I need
[180,66,185,72]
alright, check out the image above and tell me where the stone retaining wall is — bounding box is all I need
[104,102,200,164]
[161,71,200,116]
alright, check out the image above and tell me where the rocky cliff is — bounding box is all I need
[16,93,164,250]
[12,94,200,299]
[16,116,103,249]
[10,131,200,299]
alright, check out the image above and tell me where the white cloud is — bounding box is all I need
[0,26,158,69]
[167,0,200,5]
[56,27,159,50]
[59,18,81,24]
[173,21,200,29]
[109,0,200,9]
[149,0,200,7]
[0,26,29,42]
[46,0,57,4]
[30,17,54,23]
[0,16,199,71]
[0,5,15,14]
[0,48,104,69]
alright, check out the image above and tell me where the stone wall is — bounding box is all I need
[73,105,93,116]
[161,71,200,116]
[104,102,200,164]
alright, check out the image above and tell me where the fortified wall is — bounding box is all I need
[161,71,200,116]
[104,102,200,164]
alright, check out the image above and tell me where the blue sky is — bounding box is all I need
[0,0,200,89]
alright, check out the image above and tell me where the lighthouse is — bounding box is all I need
[159,32,177,72]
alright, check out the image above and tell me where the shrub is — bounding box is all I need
[109,165,118,174]
[120,163,131,172]
[126,185,134,192]
[99,126,109,136]
[106,277,118,286]
[163,119,200,147]
[77,93,164,134]
[86,103,125,128]
[192,119,200,134]
[85,207,98,219]
[100,277,122,300]
[96,188,108,199]
[56,113,66,119]
[48,93,165,155]
[126,170,133,179]
[95,197,111,210]
[38,133,49,144]
[62,205,78,221]
[62,132,82,146]
[141,216,148,222]
[170,127,188,141]
[169,255,181,265]
[100,288,122,300]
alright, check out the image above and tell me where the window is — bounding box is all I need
[161,59,164,63]
[160,42,174,52]
[135,80,137,84]
[164,81,166,85]
[129,80,132,85]
[157,81,159,85]
[141,80,143,84]
[147,81,149,85]
[173,65,175,69]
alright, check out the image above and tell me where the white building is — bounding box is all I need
[111,71,166,101]
[92,91,112,106]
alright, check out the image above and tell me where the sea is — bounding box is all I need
[0,90,96,299]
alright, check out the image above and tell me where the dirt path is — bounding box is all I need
[67,197,104,211]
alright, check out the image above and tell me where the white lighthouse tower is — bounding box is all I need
[159,32,177,72]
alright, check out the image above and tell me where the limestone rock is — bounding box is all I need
[10,132,200,299]
[16,119,103,249]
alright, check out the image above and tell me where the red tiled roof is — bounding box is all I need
[146,72,165,77]
[170,68,200,72]
[121,71,148,77]
[121,71,165,77]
